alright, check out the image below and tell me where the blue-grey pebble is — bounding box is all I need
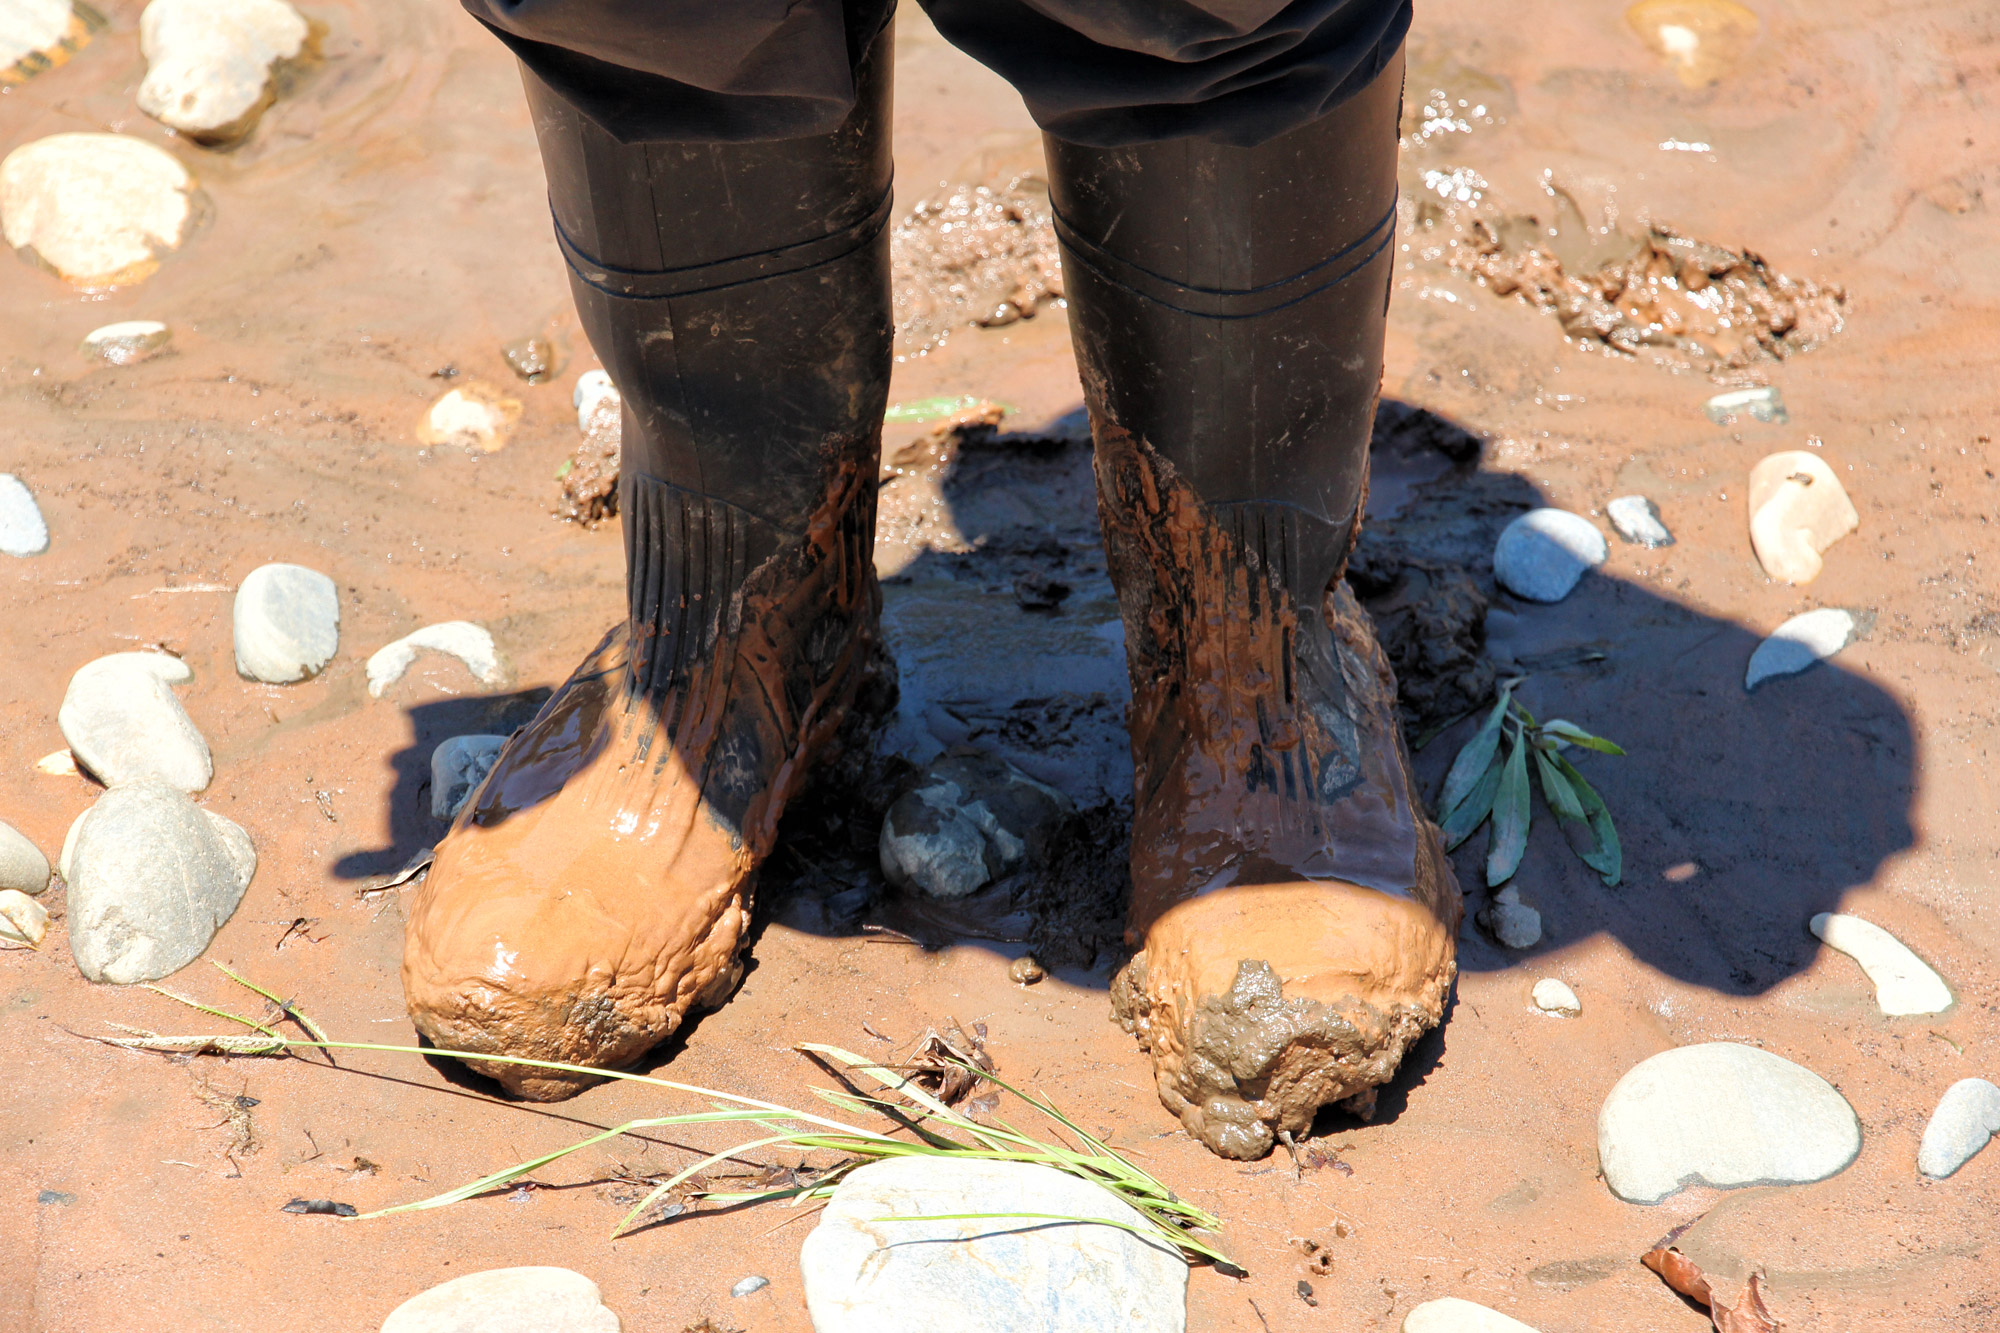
[0,474,49,557]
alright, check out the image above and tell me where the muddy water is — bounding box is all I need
[2,1,1998,1331]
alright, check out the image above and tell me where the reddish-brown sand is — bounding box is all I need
[3,1,1998,1329]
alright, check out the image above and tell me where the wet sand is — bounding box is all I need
[2,1,1998,1329]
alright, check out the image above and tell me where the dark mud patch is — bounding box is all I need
[890,178,1064,357]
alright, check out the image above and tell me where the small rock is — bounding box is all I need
[0,819,50,893]
[0,889,49,949]
[417,382,521,452]
[59,651,212,792]
[58,809,83,882]
[2,0,96,81]
[1596,1042,1861,1204]
[730,1276,769,1299]
[1917,1078,2000,1179]
[1009,954,1046,985]
[67,778,256,984]
[879,753,1074,899]
[1704,385,1788,425]
[1492,509,1607,603]
[34,749,76,776]
[800,1157,1187,1333]
[1531,977,1580,1015]
[1404,1298,1545,1333]
[82,319,171,365]
[502,335,558,383]
[1013,571,1071,611]
[1809,912,1951,1015]
[1605,495,1674,548]
[573,369,619,431]
[1747,450,1858,584]
[380,1267,620,1333]
[1745,607,1864,691]
[431,734,506,819]
[233,562,339,683]
[0,473,48,556]
[1477,886,1542,949]
[366,622,504,698]
[0,133,196,286]
[137,0,307,141]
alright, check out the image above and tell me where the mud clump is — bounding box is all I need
[1347,534,1495,736]
[555,398,621,527]
[890,178,1063,356]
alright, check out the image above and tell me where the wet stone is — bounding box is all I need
[366,622,503,698]
[800,1157,1187,1333]
[0,132,195,287]
[417,382,520,452]
[1917,1078,2000,1180]
[1477,886,1542,949]
[1704,385,1789,425]
[380,1266,620,1333]
[1009,953,1046,985]
[0,889,48,949]
[1492,509,1607,603]
[81,319,171,364]
[1809,912,1951,1015]
[1606,494,1674,548]
[879,753,1074,899]
[501,335,556,383]
[1597,1042,1861,1203]
[0,472,49,555]
[1404,1298,1544,1332]
[1745,607,1864,690]
[431,734,506,819]
[59,651,212,792]
[233,562,339,683]
[1747,450,1858,585]
[1531,977,1580,1015]
[0,818,50,893]
[137,0,307,141]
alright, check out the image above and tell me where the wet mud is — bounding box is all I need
[889,176,1064,357]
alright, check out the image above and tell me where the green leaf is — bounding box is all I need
[1532,749,1586,822]
[1554,755,1622,886]
[1440,682,1517,815]
[883,395,1010,425]
[1541,719,1626,755]
[1485,737,1531,886]
[1439,754,1503,850]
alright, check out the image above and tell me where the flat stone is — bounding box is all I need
[1917,1078,2000,1179]
[59,651,212,792]
[137,0,306,139]
[1478,886,1542,949]
[82,319,170,365]
[729,1276,769,1299]
[430,734,506,819]
[380,1267,619,1333]
[0,473,49,555]
[1745,608,1861,691]
[418,382,520,452]
[800,1157,1187,1333]
[366,622,503,698]
[67,779,255,984]
[1597,1042,1861,1204]
[1404,1298,1545,1333]
[0,132,194,286]
[0,818,50,893]
[0,889,48,949]
[1809,912,1951,1015]
[879,752,1073,899]
[233,562,339,683]
[1531,977,1580,1015]
[1747,451,1858,584]
[1606,494,1674,548]
[1492,509,1607,603]
[1704,385,1788,425]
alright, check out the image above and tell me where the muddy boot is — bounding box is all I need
[401,23,895,1099]
[1048,47,1464,1158]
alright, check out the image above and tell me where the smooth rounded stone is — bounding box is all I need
[82,319,171,365]
[1404,1297,1545,1333]
[1477,885,1542,949]
[729,1276,769,1299]
[1606,494,1674,548]
[1492,509,1607,603]
[1597,1042,1861,1204]
[0,819,50,893]
[430,734,506,819]
[137,0,306,140]
[0,889,48,949]
[1809,912,1951,1015]
[502,335,557,383]
[1531,977,1580,1015]
[67,779,255,984]
[800,1157,1187,1333]
[1745,608,1861,691]
[0,473,49,555]
[59,651,212,792]
[380,1267,620,1333]
[879,752,1074,899]
[0,133,195,287]
[573,369,618,429]
[233,562,339,683]
[366,622,504,698]
[1747,450,1858,585]
[1917,1078,2000,1179]
[417,382,520,452]
[2,0,78,73]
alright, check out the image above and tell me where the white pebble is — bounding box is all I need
[1492,509,1607,603]
[1809,912,1951,1015]
[1531,977,1580,1015]
[1,0,79,74]
[730,1276,770,1299]
[0,889,48,949]
[1478,885,1542,949]
[366,622,504,698]
[1605,494,1673,548]
[381,1267,620,1333]
[0,132,195,286]
[1704,385,1787,425]
[137,0,307,138]
[419,382,520,452]
[58,651,212,792]
[0,473,49,556]
[431,734,507,819]
[82,319,171,365]
[1404,1298,1545,1333]
[233,562,340,683]
[0,819,50,893]
[1917,1079,2000,1179]
[1747,450,1858,585]
[1745,608,1859,691]
[34,749,77,776]
[573,369,617,425]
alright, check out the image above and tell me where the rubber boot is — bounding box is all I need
[1047,46,1464,1159]
[402,20,895,1100]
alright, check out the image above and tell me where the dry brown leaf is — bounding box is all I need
[1642,1220,1781,1333]
[895,1018,996,1107]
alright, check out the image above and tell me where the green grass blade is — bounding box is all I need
[143,985,283,1038]
[1541,719,1626,755]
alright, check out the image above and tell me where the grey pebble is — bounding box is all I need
[731,1276,770,1299]
[1605,495,1674,548]
[233,563,340,683]
[58,652,212,792]
[431,734,507,819]
[0,474,50,557]
[0,819,51,894]
[1492,509,1607,603]
[880,753,1073,899]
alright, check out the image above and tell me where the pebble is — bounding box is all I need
[1809,912,1951,1015]
[82,319,171,365]
[380,1267,620,1333]
[1009,954,1046,985]
[137,0,307,140]
[430,734,507,819]
[1531,977,1580,1015]
[1917,1078,2000,1179]
[59,651,212,792]
[366,622,504,698]
[1492,509,1607,603]
[573,369,618,430]
[0,889,49,949]
[0,819,50,893]
[879,753,1074,899]
[1605,494,1674,548]
[502,335,557,383]
[730,1276,769,1299]
[1703,385,1788,425]
[1596,1042,1861,1204]
[67,778,255,984]
[1404,1298,1545,1333]
[1745,607,1862,691]
[2,0,83,77]
[419,382,520,452]
[800,1157,1187,1333]
[0,473,48,556]
[34,748,77,776]
[1477,886,1542,950]
[0,132,195,286]
[233,562,340,683]
[1747,450,1858,584]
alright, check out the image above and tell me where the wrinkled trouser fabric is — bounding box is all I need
[460,0,1408,146]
